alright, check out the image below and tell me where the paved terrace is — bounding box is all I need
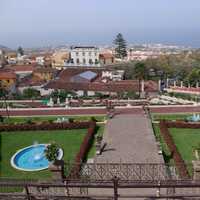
[96,114,164,163]
[0,107,143,116]
[1,105,200,117]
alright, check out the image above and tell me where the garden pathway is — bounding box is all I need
[91,113,165,200]
[96,113,164,163]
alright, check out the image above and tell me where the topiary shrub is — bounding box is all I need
[45,142,59,163]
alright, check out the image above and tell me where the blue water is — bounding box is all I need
[14,144,49,170]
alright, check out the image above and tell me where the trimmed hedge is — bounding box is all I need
[0,122,91,132]
[159,120,190,179]
[166,121,200,129]
[68,121,96,178]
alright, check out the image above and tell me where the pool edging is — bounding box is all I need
[10,144,63,172]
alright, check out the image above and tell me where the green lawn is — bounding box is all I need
[170,128,200,163]
[0,129,87,180]
[152,113,200,121]
[1,115,106,124]
[152,123,200,165]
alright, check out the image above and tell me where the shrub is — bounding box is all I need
[90,116,97,122]
[68,118,74,123]
[44,142,60,162]
[26,119,33,124]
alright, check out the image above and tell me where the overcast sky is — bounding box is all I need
[0,0,200,48]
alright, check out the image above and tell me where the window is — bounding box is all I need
[76,52,79,56]
[83,58,86,64]
[89,59,93,64]
[88,52,91,56]
[95,59,99,64]
[82,52,85,56]
[76,58,80,64]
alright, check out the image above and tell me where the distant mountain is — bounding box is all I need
[0,45,11,52]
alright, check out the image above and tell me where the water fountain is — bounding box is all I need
[11,142,63,171]
[187,113,200,122]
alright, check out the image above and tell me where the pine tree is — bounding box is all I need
[114,33,127,59]
[17,46,24,56]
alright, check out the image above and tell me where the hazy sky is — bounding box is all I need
[0,0,200,48]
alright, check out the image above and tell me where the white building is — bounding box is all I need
[64,46,100,67]
[102,70,124,81]
[36,56,45,65]
[127,50,162,61]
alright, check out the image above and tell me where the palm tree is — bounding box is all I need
[134,62,147,97]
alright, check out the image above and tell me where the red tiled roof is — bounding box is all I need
[5,64,37,72]
[45,79,158,93]
[0,70,17,79]
[33,67,57,73]
[100,53,114,59]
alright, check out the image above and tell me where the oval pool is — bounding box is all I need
[11,144,63,171]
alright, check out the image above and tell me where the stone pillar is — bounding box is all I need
[141,80,144,92]
[188,83,191,88]
[140,80,145,98]
[49,160,65,181]
[192,160,200,180]
[48,97,54,107]
[173,81,176,87]
[180,81,183,88]
[65,98,69,108]
[196,82,199,88]
[158,80,161,92]
[127,98,131,107]
[57,97,60,105]
[166,78,169,88]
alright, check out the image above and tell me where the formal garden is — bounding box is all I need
[152,113,200,177]
[0,117,105,181]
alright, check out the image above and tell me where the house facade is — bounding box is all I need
[64,46,100,67]
[99,53,115,65]
[33,67,57,81]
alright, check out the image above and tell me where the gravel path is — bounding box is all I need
[96,114,164,163]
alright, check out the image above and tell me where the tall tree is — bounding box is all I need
[114,33,127,59]
[17,46,24,56]
[134,62,147,96]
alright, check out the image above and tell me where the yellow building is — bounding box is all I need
[33,67,57,81]
[52,51,70,69]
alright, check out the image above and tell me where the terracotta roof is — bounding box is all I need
[45,79,158,93]
[100,53,114,59]
[5,64,36,72]
[34,67,57,73]
[45,80,137,92]
[0,70,16,79]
